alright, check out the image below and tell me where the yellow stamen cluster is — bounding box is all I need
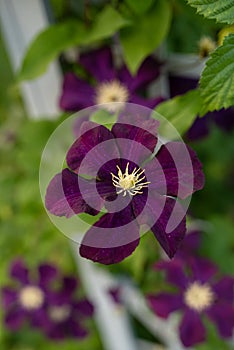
[19,286,44,310]
[95,80,129,112]
[111,162,150,197]
[184,281,214,312]
[49,305,71,322]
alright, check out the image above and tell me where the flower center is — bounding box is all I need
[111,162,150,197]
[95,80,129,112]
[49,305,71,322]
[198,36,216,58]
[19,285,44,310]
[184,281,214,312]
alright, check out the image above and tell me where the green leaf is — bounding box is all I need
[155,89,202,138]
[125,0,154,14]
[187,0,234,24]
[18,20,87,81]
[199,34,234,115]
[18,6,129,81]
[90,109,117,127]
[120,0,172,74]
[84,5,130,44]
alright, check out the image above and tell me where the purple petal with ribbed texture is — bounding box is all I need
[79,205,140,264]
[155,260,188,289]
[206,302,234,338]
[179,309,206,347]
[149,196,186,258]
[66,121,119,176]
[38,264,58,288]
[79,46,116,82]
[111,121,158,164]
[5,307,25,330]
[213,276,234,302]
[10,259,29,284]
[153,142,205,199]
[2,287,18,308]
[190,258,218,283]
[148,293,183,318]
[118,56,160,92]
[59,73,95,111]
[45,169,103,218]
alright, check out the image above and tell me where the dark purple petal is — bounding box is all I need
[118,56,160,92]
[4,307,25,330]
[187,115,211,141]
[66,121,119,176]
[46,324,66,339]
[213,108,234,132]
[150,196,187,258]
[74,300,94,317]
[69,319,88,338]
[2,287,18,308]
[190,258,218,283]
[31,308,51,328]
[206,302,234,338]
[79,46,116,82]
[109,287,121,304]
[96,175,117,201]
[179,309,206,347]
[169,75,198,97]
[79,206,140,264]
[45,169,102,218]
[111,120,159,164]
[212,276,234,302]
[129,94,164,109]
[155,260,188,289]
[10,259,29,284]
[38,264,58,288]
[61,276,77,298]
[153,142,205,199]
[132,190,187,258]
[175,230,201,259]
[148,293,183,318]
[59,73,95,111]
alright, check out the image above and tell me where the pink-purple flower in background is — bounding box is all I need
[1,259,94,340]
[60,46,163,112]
[148,257,234,347]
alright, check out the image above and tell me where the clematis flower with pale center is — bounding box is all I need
[45,117,205,265]
[148,258,234,347]
[1,259,94,339]
[60,46,163,113]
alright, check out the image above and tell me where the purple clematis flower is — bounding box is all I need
[45,117,205,265]
[1,259,94,339]
[2,259,58,331]
[60,46,163,113]
[148,257,234,347]
[39,276,94,340]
